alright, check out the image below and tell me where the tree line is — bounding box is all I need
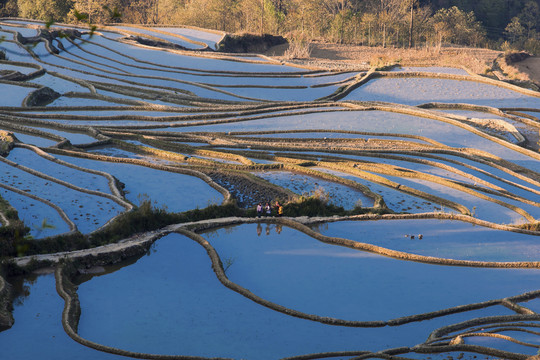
[1,0,539,53]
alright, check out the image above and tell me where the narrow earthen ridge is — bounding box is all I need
[46,218,540,360]
[0,149,132,210]
[15,230,166,268]
[0,181,77,233]
[14,212,540,269]
[55,265,231,360]
[0,59,46,81]
[16,143,131,201]
[280,217,540,268]
[0,211,9,227]
[279,350,372,360]
[279,346,412,360]
[427,312,540,343]
[43,147,232,204]
[413,342,531,360]
[176,221,540,324]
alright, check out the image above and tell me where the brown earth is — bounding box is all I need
[203,170,293,208]
[267,41,540,84]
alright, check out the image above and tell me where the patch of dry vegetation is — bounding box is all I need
[283,34,312,60]
[271,42,502,75]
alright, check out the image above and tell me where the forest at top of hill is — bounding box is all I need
[1,0,539,53]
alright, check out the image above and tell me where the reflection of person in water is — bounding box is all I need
[275,224,282,234]
[265,223,271,235]
[256,223,262,236]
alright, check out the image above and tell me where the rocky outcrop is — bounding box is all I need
[0,130,15,156]
[22,86,60,107]
[505,51,531,64]
[217,33,287,53]
[16,28,82,45]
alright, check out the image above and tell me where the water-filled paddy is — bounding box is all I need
[10,132,58,147]
[29,73,90,94]
[26,127,97,144]
[344,77,540,108]
[73,232,533,359]
[203,224,540,318]
[54,154,223,211]
[316,218,540,262]
[0,159,124,233]
[0,272,125,360]
[7,148,113,195]
[314,167,445,213]
[153,110,540,167]
[0,190,71,237]
[254,170,373,208]
[391,66,471,76]
[380,173,530,223]
[111,25,207,50]
[154,27,223,48]
[2,20,540,360]
[0,83,35,106]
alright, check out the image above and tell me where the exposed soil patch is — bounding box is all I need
[203,170,292,208]
[514,56,540,85]
[267,42,503,74]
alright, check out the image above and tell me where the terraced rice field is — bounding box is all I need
[1,19,540,360]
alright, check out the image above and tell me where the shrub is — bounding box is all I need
[518,222,540,231]
[217,33,287,53]
[0,225,31,258]
[89,201,244,246]
[283,34,312,59]
[283,197,345,217]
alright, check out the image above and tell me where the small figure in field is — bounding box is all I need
[265,202,271,216]
[256,203,263,218]
[278,204,283,216]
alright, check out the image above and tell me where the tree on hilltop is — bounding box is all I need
[17,0,73,22]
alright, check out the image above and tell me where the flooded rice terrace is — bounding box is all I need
[1,19,540,360]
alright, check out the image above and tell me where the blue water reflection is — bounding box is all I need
[74,232,528,359]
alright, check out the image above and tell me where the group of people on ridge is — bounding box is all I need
[256,201,283,217]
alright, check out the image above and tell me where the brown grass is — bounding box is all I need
[270,42,502,75]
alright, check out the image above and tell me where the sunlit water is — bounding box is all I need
[71,231,533,359]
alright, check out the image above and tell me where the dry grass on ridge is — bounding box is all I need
[267,41,504,76]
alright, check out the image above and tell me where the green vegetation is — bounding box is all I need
[281,197,347,217]
[0,192,391,259]
[517,221,540,231]
[1,0,538,53]
[0,195,31,259]
[0,225,31,258]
